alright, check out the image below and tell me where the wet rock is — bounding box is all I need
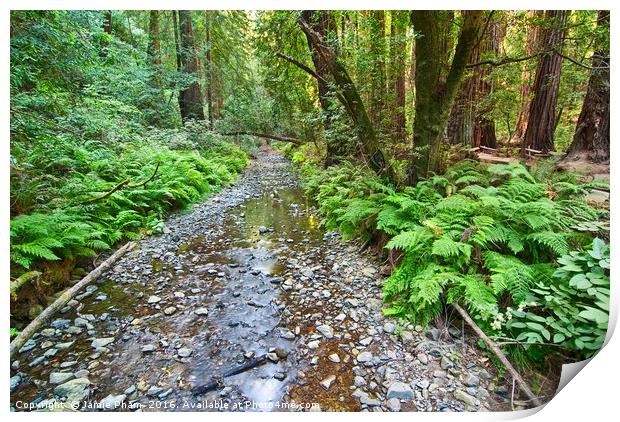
[386,382,415,400]
[320,374,336,391]
[51,319,71,330]
[50,372,74,384]
[274,372,286,381]
[56,341,75,350]
[54,377,91,401]
[258,226,268,234]
[280,329,296,340]
[19,339,36,353]
[10,375,21,391]
[147,386,164,396]
[124,385,136,395]
[91,337,115,349]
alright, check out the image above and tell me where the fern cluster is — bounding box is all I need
[304,159,607,359]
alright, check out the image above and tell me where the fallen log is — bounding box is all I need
[10,241,136,359]
[192,354,268,395]
[452,303,543,407]
[219,131,304,145]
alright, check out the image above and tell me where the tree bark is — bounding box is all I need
[177,10,205,121]
[369,11,387,132]
[522,10,568,153]
[172,11,182,72]
[389,11,408,144]
[147,10,162,88]
[448,14,500,148]
[566,10,610,163]
[204,11,214,129]
[299,11,395,180]
[512,11,542,142]
[409,11,483,182]
[300,11,346,167]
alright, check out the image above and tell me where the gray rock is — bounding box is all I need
[328,353,340,363]
[147,295,161,304]
[177,347,193,358]
[147,386,164,396]
[50,372,74,384]
[91,337,115,349]
[387,398,401,412]
[142,344,157,353]
[124,385,136,395]
[454,389,477,407]
[416,379,430,389]
[307,340,320,350]
[10,375,21,391]
[54,377,91,401]
[383,322,396,334]
[357,352,373,363]
[19,339,36,353]
[354,376,367,387]
[344,298,360,308]
[386,382,415,400]
[195,307,209,316]
[280,329,296,340]
[164,306,177,316]
[56,341,75,350]
[440,356,454,369]
[462,373,480,387]
[425,328,441,341]
[316,324,334,339]
[417,352,429,365]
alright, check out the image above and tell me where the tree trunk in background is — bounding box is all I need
[172,11,182,72]
[448,14,500,148]
[369,11,387,133]
[177,10,205,121]
[409,11,483,182]
[300,11,345,167]
[147,11,162,88]
[100,11,112,58]
[523,10,568,153]
[566,10,610,162]
[299,10,395,180]
[512,11,542,142]
[204,11,214,129]
[389,11,408,145]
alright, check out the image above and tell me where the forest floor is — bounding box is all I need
[10,147,535,412]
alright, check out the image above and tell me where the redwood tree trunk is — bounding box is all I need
[204,11,214,129]
[448,16,500,148]
[177,10,205,121]
[512,10,542,142]
[522,10,568,153]
[369,11,387,132]
[147,11,162,88]
[566,10,610,162]
[389,11,408,144]
[410,11,483,181]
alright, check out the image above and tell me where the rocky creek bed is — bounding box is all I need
[10,149,520,412]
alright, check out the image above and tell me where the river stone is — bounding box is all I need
[357,352,373,363]
[383,322,396,334]
[280,329,295,340]
[147,386,163,396]
[177,347,193,358]
[454,389,477,407]
[164,306,177,316]
[195,307,209,316]
[320,374,336,391]
[19,339,37,353]
[100,394,126,410]
[387,398,401,412]
[462,373,480,387]
[54,377,91,401]
[91,337,114,349]
[142,344,157,353]
[353,376,367,387]
[147,295,161,304]
[56,341,75,350]
[10,375,21,391]
[386,382,415,400]
[328,353,340,363]
[316,324,334,339]
[344,298,360,308]
[440,356,454,370]
[307,340,320,350]
[49,372,74,384]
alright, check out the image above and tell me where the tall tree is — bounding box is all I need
[177,10,205,121]
[448,13,500,148]
[204,11,214,129]
[409,11,483,182]
[512,10,542,142]
[566,10,610,162]
[389,11,408,144]
[172,11,182,72]
[147,10,162,87]
[299,10,394,179]
[369,11,387,131]
[522,10,568,153]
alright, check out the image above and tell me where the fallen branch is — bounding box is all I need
[192,354,268,395]
[219,131,304,145]
[127,161,160,188]
[10,241,136,359]
[82,162,160,204]
[452,303,542,407]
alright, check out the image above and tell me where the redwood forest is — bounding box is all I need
[10,10,610,412]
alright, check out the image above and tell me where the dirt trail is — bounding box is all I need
[10,149,518,412]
